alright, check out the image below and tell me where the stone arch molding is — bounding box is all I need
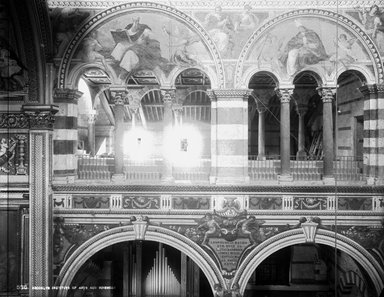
[55,224,224,297]
[58,1,225,90]
[235,9,383,88]
[234,228,384,296]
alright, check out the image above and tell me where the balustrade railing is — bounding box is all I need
[76,155,364,182]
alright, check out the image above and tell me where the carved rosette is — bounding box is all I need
[275,88,293,104]
[0,113,30,129]
[317,87,335,103]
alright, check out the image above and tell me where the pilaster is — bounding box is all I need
[208,89,251,184]
[22,105,58,297]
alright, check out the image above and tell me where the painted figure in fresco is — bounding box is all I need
[78,31,107,67]
[329,33,357,66]
[234,5,259,32]
[197,213,220,245]
[356,5,384,53]
[110,17,168,81]
[0,38,27,91]
[162,25,199,67]
[256,33,282,70]
[51,8,90,57]
[203,6,234,57]
[280,20,328,76]
[235,215,265,244]
[0,138,16,173]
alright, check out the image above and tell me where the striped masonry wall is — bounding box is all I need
[377,85,384,180]
[209,90,250,184]
[53,89,83,183]
[360,84,383,183]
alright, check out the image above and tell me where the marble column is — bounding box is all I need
[318,87,335,181]
[276,88,293,181]
[111,89,126,181]
[161,88,176,182]
[296,104,308,160]
[22,105,58,297]
[208,89,250,184]
[87,110,97,156]
[257,107,266,160]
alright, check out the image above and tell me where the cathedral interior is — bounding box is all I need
[1,0,384,296]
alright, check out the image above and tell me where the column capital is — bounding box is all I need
[317,87,336,103]
[21,104,59,130]
[207,89,251,100]
[275,87,293,103]
[53,88,83,104]
[87,110,97,124]
[110,87,127,105]
[359,84,377,97]
[160,88,176,105]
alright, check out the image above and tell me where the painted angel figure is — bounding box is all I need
[197,213,220,245]
[235,215,265,244]
[162,24,199,67]
[330,33,357,66]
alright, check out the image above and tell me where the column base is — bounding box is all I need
[278,174,293,183]
[296,150,307,160]
[53,175,76,184]
[322,176,335,185]
[257,155,266,161]
[216,176,250,184]
[112,173,125,183]
[161,176,175,183]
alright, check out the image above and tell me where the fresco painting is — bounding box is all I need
[196,6,268,58]
[350,5,384,55]
[247,17,369,78]
[74,13,212,80]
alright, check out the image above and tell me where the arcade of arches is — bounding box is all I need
[1,1,384,297]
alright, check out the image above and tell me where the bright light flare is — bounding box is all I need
[163,124,203,166]
[124,127,154,161]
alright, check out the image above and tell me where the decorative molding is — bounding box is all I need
[47,0,384,9]
[0,113,30,129]
[301,217,319,242]
[209,89,251,100]
[54,88,83,103]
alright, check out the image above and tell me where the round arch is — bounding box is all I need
[66,63,115,90]
[243,67,283,89]
[168,66,217,89]
[55,225,224,297]
[234,228,384,296]
[58,2,225,89]
[235,9,383,88]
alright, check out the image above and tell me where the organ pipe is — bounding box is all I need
[144,244,180,296]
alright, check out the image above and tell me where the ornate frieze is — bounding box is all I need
[122,195,160,209]
[248,196,282,210]
[173,196,210,209]
[338,196,372,210]
[0,133,28,175]
[294,197,328,210]
[0,113,29,129]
